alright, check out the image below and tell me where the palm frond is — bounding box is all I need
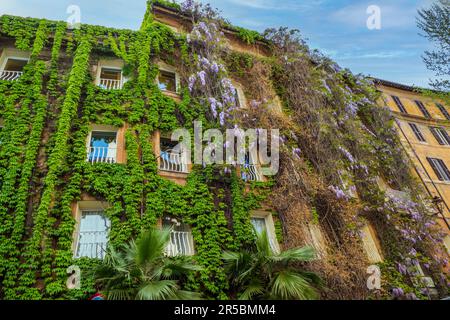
[270,270,319,300]
[238,279,265,300]
[136,280,179,300]
[270,246,317,264]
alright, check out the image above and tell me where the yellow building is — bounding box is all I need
[375,79,450,254]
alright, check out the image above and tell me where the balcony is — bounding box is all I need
[166,230,195,256]
[87,146,117,164]
[75,230,109,259]
[98,78,123,90]
[97,67,123,90]
[0,70,23,81]
[159,150,188,173]
[87,130,118,164]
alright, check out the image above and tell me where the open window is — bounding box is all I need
[163,216,195,256]
[95,59,125,90]
[159,136,188,173]
[73,201,111,259]
[251,211,280,253]
[0,49,30,81]
[87,127,118,164]
[157,62,179,94]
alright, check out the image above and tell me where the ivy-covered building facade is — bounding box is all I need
[0,1,448,300]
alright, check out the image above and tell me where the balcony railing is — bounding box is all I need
[98,78,123,90]
[87,146,117,164]
[241,164,263,182]
[75,231,109,259]
[160,151,188,173]
[0,70,23,81]
[166,231,194,256]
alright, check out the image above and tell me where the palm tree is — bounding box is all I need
[223,231,322,300]
[94,227,202,300]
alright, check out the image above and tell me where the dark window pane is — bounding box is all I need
[4,58,28,72]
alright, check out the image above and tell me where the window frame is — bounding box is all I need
[427,157,450,182]
[157,62,180,94]
[429,127,450,145]
[436,103,450,120]
[72,201,111,259]
[86,125,119,164]
[415,100,431,119]
[250,211,280,253]
[408,123,426,142]
[391,95,407,114]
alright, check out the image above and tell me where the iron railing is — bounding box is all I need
[75,231,109,259]
[87,146,117,164]
[0,70,23,81]
[160,151,188,173]
[166,231,194,256]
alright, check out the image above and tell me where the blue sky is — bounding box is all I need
[0,0,437,87]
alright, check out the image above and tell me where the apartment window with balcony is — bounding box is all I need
[74,210,111,259]
[408,123,426,142]
[429,127,450,145]
[415,100,431,118]
[98,67,123,90]
[437,103,450,120]
[391,96,407,114]
[0,57,29,81]
[159,137,188,173]
[87,130,118,163]
[251,212,280,253]
[163,217,195,256]
[241,152,263,182]
[427,157,450,182]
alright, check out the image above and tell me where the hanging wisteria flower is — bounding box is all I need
[338,146,355,163]
[292,147,301,159]
[328,185,348,200]
[392,287,404,297]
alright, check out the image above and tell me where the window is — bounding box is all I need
[159,137,188,173]
[408,123,426,142]
[437,103,450,120]
[0,57,28,81]
[250,212,279,253]
[361,224,383,263]
[87,130,118,163]
[302,223,327,258]
[427,157,450,181]
[158,70,177,93]
[415,100,431,118]
[163,217,195,256]
[429,127,450,145]
[98,67,123,90]
[75,210,110,259]
[391,96,407,114]
[241,152,263,182]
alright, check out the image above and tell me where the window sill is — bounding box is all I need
[162,90,181,101]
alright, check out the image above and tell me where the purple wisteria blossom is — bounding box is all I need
[328,185,348,200]
[338,146,355,163]
[292,147,301,159]
[392,287,404,297]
